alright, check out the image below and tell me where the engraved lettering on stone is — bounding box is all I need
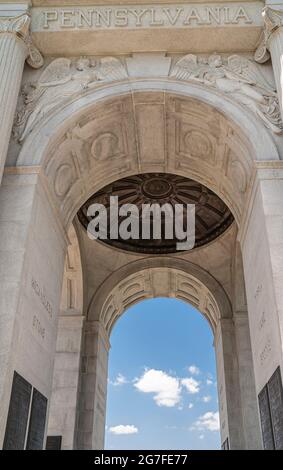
[32,315,45,339]
[259,311,266,330]
[170,53,283,133]
[254,284,262,300]
[260,339,272,365]
[31,278,53,318]
[32,4,258,31]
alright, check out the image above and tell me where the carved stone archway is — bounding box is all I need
[73,257,260,450]
[1,74,282,451]
[88,257,232,333]
[16,79,279,231]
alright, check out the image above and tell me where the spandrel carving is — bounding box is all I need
[14,56,128,142]
[170,53,283,133]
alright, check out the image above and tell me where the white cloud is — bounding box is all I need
[188,403,194,409]
[193,412,220,432]
[109,373,127,386]
[134,368,203,408]
[188,365,200,375]
[206,379,213,386]
[134,369,181,407]
[109,425,138,435]
[181,377,200,394]
[202,395,212,403]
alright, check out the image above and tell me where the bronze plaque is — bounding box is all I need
[259,366,283,450]
[268,367,283,450]
[26,388,48,450]
[46,435,62,450]
[258,386,275,449]
[3,371,32,450]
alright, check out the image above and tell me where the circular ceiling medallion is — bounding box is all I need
[77,173,234,254]
[141,177,173,199]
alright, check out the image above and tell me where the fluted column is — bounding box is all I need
[255,7,283,119]
[0,11,43,185]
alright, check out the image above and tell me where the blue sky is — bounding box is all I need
[105,297,220,450]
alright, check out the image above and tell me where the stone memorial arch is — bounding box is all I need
[1,1,283,451]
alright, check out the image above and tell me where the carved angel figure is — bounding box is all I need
[171,54,282,133]
[15,57,128,142]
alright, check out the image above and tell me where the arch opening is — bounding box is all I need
[88,259,231,335]
[105,297,221,450]
[73,260,243,450]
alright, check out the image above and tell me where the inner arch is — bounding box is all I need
[105,297,220,450]
[88,259,232,334]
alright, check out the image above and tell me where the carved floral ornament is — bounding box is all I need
[0,12,43,69]
[13,52,282,141]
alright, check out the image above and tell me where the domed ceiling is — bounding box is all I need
[77,173,234,254]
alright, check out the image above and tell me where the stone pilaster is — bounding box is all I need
[0,10,43,185]
[239,164,283,395]
[214,318,245,450]
[255,7,283,117]
[47,314,85,450]
[75,321,110,450]
[233,314,262,449]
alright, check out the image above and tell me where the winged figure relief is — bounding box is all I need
[14,57,128,142]
[171,54,283,133]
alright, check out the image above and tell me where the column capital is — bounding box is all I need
[255,6,283,63]
[0,12,43,69]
